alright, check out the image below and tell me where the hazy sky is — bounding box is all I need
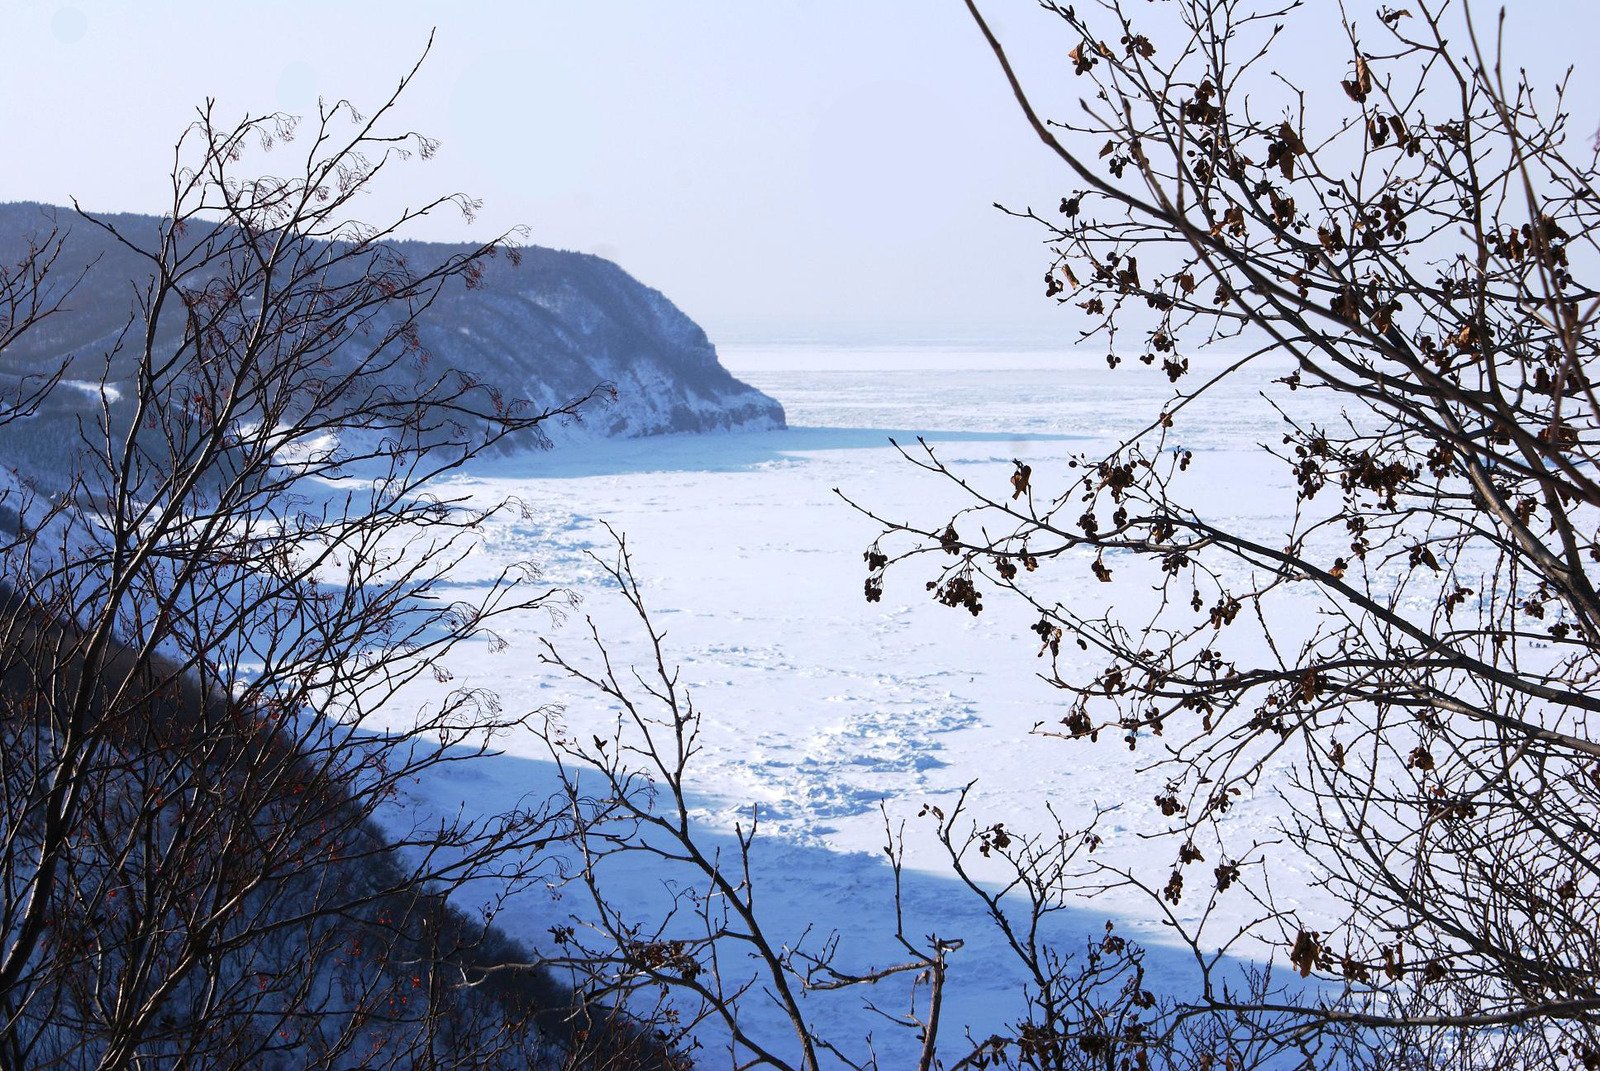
[3,2,1598,345]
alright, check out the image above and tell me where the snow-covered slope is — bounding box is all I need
[0,201,783,480]
[393,236,785,440]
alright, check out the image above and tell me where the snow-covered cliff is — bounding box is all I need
[0,202,783,465]
[389,236,784,440]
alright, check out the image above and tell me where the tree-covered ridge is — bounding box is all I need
[0,200,782,487]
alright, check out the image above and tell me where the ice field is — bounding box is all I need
[385,344,1333,1065]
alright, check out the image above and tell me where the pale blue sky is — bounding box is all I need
[2,2,1597,344]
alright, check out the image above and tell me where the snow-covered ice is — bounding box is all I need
[382,344,1333,1066]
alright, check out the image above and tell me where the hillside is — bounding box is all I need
[0,201,783,483]
[0,576,675,1070]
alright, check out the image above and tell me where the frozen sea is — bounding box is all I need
[387,343,1328,1067]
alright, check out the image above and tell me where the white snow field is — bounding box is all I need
[383,344,1340,1067]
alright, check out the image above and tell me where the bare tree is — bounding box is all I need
[533,537,1316,1071]
[531,534,975,1071]
[65,3,1590,1068]
[839,0,1600,1065]
[0,50,661,1070]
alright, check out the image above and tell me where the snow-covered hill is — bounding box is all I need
[0,201,783,485]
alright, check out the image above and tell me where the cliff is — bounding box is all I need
[0,202,782,470]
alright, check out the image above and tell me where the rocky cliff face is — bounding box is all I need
[0,202,783,460]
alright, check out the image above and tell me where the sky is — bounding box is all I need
[3,1,1599,346]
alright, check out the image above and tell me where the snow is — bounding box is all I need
[63,379,123,404]
[377,344,1339,1066]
